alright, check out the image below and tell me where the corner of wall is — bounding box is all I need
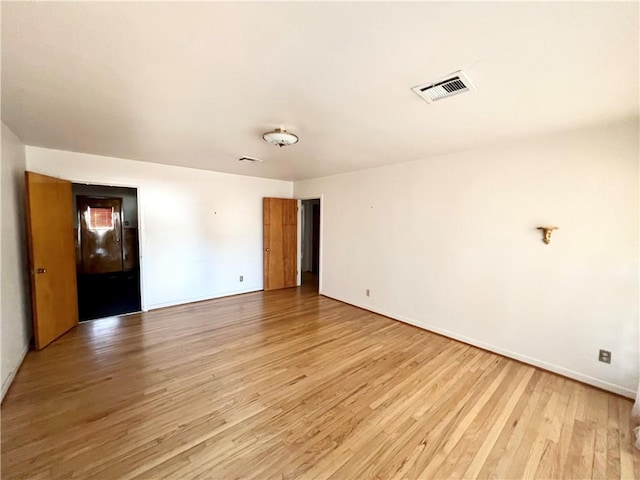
[1,122,33,401]
[1,344,29,402]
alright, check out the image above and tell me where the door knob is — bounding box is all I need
[36,268,47,274]
[265,248,270,252]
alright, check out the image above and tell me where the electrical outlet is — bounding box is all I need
[366,289,370,297]
[598,349,611,364]
[239,275,243,282]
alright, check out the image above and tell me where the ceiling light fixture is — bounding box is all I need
[263,128,299,147]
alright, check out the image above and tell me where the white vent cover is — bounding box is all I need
[411,70,475,104]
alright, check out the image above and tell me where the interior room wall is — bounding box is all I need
[26,147,293,310]
[1,122,32,400]
[294,119,640,397]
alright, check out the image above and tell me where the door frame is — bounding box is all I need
[67,177,147,312]
[296,195,323,293]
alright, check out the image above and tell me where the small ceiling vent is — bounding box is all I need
[239,156,263,163]
[411,70,475,104]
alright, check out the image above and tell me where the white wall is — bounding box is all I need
[27,147,292,310]
[1,123,32,400]
[295,120,640,397]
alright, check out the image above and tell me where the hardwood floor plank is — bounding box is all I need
[417,360,514,478]
[463,366,535,478]
[591,390,611,479]
[475,369,546,478]
[619,397,636,479]
[1,286,637,479]
[607,395,623,479]
[431,362,522,479]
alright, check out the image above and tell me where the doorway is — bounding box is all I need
[73,184,141,321]
[300,198,320,291]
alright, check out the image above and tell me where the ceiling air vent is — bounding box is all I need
[411,70,475,104]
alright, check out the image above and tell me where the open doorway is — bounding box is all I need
[72,184,141,321]
[300,198,320,291]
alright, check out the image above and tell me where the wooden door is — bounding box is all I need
[77,196,124,274]
[25,172,79,350]
[263,198,298,291]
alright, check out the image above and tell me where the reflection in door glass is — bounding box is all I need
[86,207,114,231]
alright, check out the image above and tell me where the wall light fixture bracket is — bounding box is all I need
[537,226,558,244]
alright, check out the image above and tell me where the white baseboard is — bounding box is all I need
[1,344,30,402]
[147,287,263,311]
[321,293,636,399]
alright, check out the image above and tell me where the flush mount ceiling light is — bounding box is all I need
[263,128,299,148]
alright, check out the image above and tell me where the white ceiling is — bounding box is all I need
[2,2,638,181]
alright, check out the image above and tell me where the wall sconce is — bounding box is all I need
[537,226,558,244]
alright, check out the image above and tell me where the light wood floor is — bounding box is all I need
[2,285,638,479]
